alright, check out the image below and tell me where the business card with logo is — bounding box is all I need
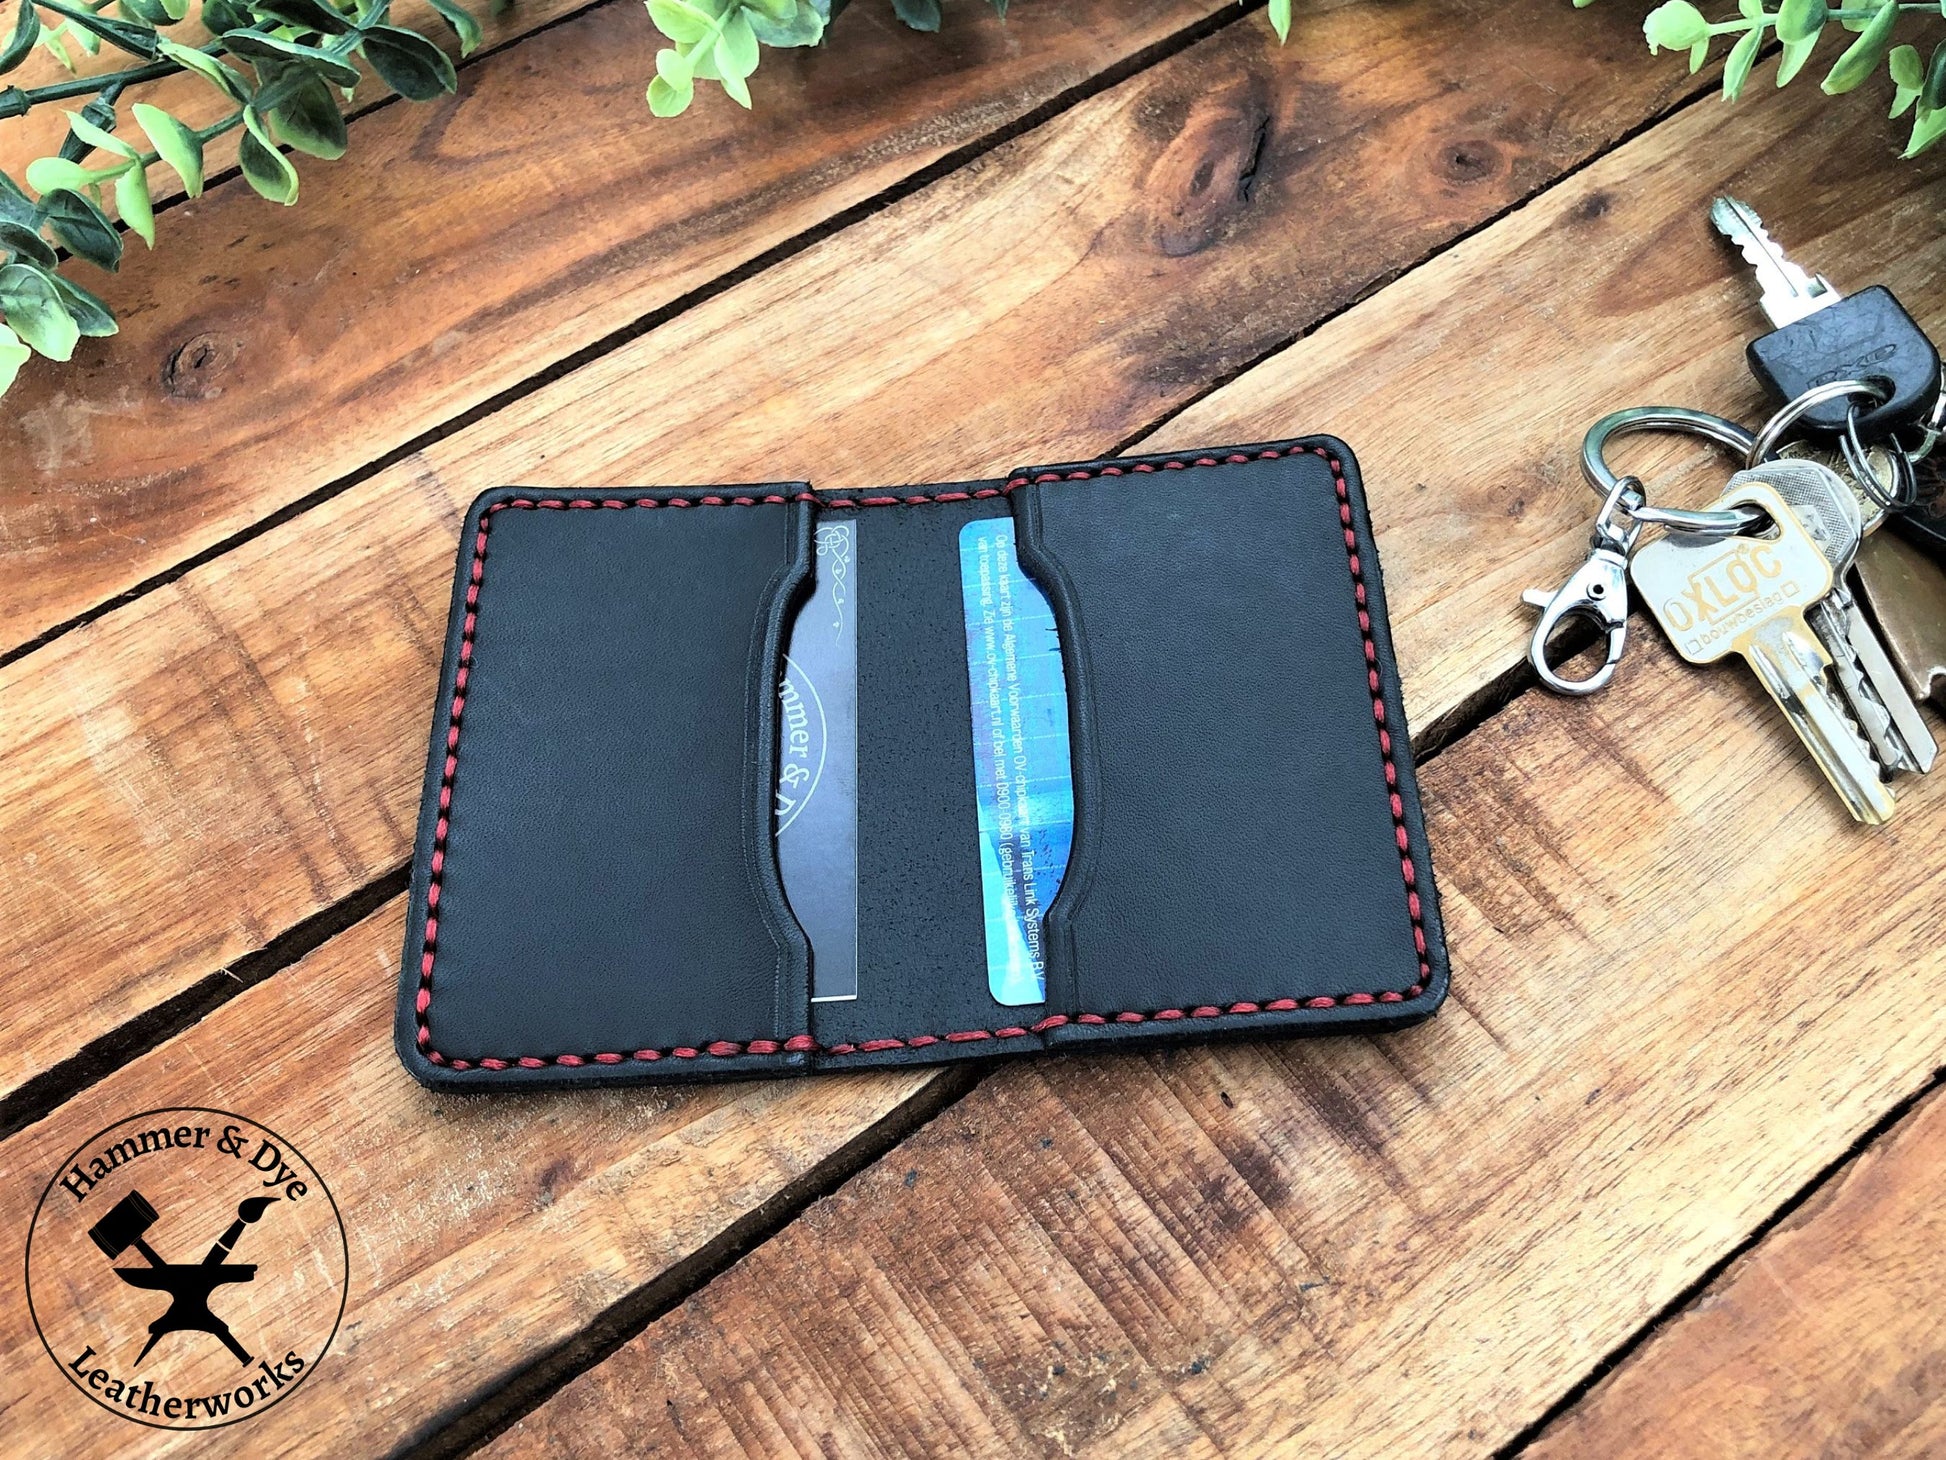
[776,521,860,1003]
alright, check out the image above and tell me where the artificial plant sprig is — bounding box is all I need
[0,0,481,395]
[1637,0,1946,156]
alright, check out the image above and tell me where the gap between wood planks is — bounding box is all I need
[1497,1059,1946,1459]
[0,0,1261,673]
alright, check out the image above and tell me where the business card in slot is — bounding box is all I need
[775,521,860,1003]
[958,517,1074,1006]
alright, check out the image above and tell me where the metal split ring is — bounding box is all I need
[1744,377,1891,468]
[1581,406,1763,535]
[1841,406,1918,511]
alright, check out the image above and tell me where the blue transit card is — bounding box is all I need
[776,521,860,1002]
[958,518,1074,1006]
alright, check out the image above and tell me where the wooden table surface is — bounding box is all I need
[3,0,1944,1454]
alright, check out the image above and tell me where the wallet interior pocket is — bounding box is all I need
[400,488,813,1083]
[804,485,1051,1058]
[1013,445,1435,1030]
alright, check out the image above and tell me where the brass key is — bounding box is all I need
[1854,528,1946,706]
[1629,481,1895,824]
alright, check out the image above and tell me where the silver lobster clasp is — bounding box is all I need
[1521,475,1642,696]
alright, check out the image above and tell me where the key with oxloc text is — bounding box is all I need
[1711,197,1942,438]
[1629,480,1896,824]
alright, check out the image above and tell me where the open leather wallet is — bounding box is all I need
[394,437,1449,1089]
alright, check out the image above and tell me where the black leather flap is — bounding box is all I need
[397,487,813,1089]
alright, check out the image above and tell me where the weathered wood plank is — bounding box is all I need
[482,636,1946,1459]
[0,899,941,1459]
[0,0,1695,1105]
[1526,1084,1946,1460]
[0,0,1239,653]
[1144,78,1946,732]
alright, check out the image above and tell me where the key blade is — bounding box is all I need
[1845,598,1938,773]
[1710,195,1840,328]
[1747,624,1896,824]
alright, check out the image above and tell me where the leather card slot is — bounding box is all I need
[1008,442,1446,1031]
[396,486,814,1088]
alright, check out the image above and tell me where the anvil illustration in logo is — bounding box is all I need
[86,1191,279,1366]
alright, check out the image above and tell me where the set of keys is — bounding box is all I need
[1526,198,1946,825]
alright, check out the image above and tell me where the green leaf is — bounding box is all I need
[1883,40,1914,110]
[271,74,348,158]
[715,9,757,77]
[747,0,793,19]
[0,0,42,77]
[1924,39,1946,109]
[113,162,154,245]
[48,269,117,335]
[158,39,250,101]
[37,0,158,56]
[1777,33,1819,83]
[1267,0,1289,42]
[0,321,31,394]
[1688,37,1709,71]
[0,261,80,360]
[360,24,457,100]
[647,47,694,114]
[0,171,34,226]
[748,0,822,44]
[1643,0,1709,53]
[1821,0,1896,92]
[238,126,300,204]
[1907,101,1946,154]
[1891,41,1923,87]
[118,0,178,26]
[1737,0,1762,17]
[1723,26,1761,99]
[132,102,205,196]
[891,0,939,31]
[0,217,54,266]
[38,188,121,270]
[62,106,139,160]
[718,62,750,106]
[250,0,353,31]
[221,29,363,87]
[425,0,482,54]
[24,155,119,193]
[38,23,75,72]
[1775,0,1825,44]
[647,0,715,41]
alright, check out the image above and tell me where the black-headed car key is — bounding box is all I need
[1712,196,1941,438]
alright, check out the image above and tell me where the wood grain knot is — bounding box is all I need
[163,332,242,401]
[1142,79,1272,258]
[1439,139,1502,186]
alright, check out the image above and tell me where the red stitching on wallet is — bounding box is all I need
[417,447,1433,1071]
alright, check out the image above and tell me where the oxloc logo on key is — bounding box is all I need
[24,1107,347,1431]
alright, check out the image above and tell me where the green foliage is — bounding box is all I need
[1633,0,1946,155]
[0,0,483,398]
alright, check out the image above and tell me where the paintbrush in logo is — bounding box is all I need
[86,1192,280,1366]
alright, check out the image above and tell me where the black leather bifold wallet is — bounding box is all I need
[395,438,1449,1090]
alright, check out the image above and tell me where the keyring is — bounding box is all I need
[1581,406,1763,535]
[1745,377,1890,467]
[1841,406,1918,510]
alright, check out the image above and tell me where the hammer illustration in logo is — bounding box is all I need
[86,1191,279,1366]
